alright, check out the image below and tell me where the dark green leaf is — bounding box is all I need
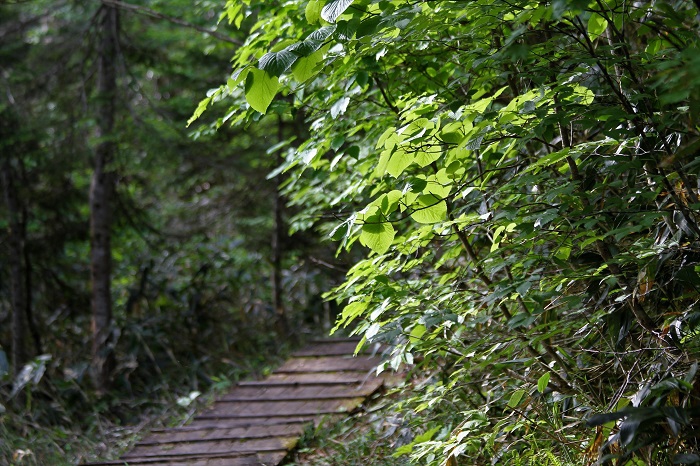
[258,50,298,77]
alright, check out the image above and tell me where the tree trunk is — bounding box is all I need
[23,224,43,355]
[271,118,289,337]
[1,158,28,376]
[90,3,118,394]
[271,167,289,336]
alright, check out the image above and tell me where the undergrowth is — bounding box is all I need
[0,334,294,465]
[286,391,410,466]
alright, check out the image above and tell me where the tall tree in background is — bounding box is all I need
[90,3,119,394]
[0,108,28,376]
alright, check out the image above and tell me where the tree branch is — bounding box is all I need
[101,0,242,46]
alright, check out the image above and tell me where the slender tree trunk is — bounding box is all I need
[271,118,289,336]
[90,3,118,394]
[23,219,43,355]
[1,158,28,376]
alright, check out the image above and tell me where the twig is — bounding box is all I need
[101,0,242,46]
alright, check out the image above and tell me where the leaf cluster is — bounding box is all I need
[206,0,700,464]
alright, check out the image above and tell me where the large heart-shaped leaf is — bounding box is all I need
[321,0,354,23]
[244,68,279,114]
[360,214,395,254]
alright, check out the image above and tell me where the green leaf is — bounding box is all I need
[386,148,414,178]
[321,0,355,23]
[330,96,350,118]
[356,15,381,38]
[291,48,325,82]
[244,68,280,114]
[305,0,323,24]
[526,148,569,173]
[336,18,359,40]
[227,67,250,90]
[359,215,395,254]
[409,324,427,344]
[187,96,211,126]
[537,373,551,393]
[338,299,370,327]
[426,171,452,198]
[588,13,608,38]
[508,389,526,408]
[288,27,336,58]
[415,426,441,442]
[258,50,298,77]
[414,147,442,167]
[368,190,402,216]
[411,195,447,224]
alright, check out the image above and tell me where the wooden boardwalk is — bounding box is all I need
[83,338,386,466]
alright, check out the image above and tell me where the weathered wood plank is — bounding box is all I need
[86,450,287,465]
[292,341,382,357]
[276,356,378,373]
[198,397,365,418]
[239,373,371,385]
[81,451,259,465]
[161,417,314,431]
[123,436,298,459]
[184,415,318,427]
[136,423,307,446]
[217,378,383,402]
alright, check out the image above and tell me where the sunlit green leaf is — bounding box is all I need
[244,68,279,114]
[305,0,323,24]
[386,148,414,178]
[588,13,608,38]
[291,48,325,82]
[411,195,447,224]
[537,373,550,393]
[359,215,395,254]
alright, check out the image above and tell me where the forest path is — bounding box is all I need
[82,338,388,466]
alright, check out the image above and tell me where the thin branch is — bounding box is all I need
[101,0,242,46]
[373,76,400,115]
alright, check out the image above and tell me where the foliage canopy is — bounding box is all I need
[202,0,700,463]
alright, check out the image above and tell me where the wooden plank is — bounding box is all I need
[247,372,375,384]
[310,337,361,343]
[184,415,317,427]
[123,436,298,459]
[292,341,382,357]
[276,356,378,373]
[217,378,383,402]
[82,451,259,465]
[239,372,372,385]
[88,450,288,465]
[153,418,311,432]
[199,398,365,418]
[136,423,307,446]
